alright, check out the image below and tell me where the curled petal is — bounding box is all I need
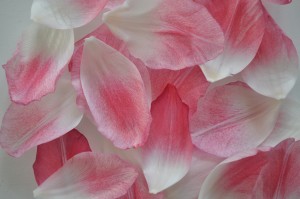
[3,23,74,104]
[103,0,224,69]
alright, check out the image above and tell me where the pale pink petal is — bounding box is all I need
[199,0,265,81]
[165,148,223,199]
[241,12,299,99]
[33,129,91,185]
[103,0,224,70]
[267,0,292,4]
[191,82,281,157]
[0,75,83,157]
[31,0,109,29]
[80,37,151,149]
[198,138,300,199]
[33,152,138,199]
[3,23,74,105]
[148,66,209,115]
[142,85,193,193]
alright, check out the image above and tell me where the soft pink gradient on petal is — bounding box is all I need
[3,23,74,105]
[142,85,193,193]
[0,75,83,157]
[31,0,109,29]
[199,139,300,199]
[80,37,151,149]
[33,129,91,185]
[33,152,138,199]
[191,82,281,157]
[103,0,224,69]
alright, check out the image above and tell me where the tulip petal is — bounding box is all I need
[3,23,74,105]
[31,0,109,29]
[198,138,300,199]
[267,0,292,4]
[33,129,91,185]
[191,82,281,157]
[103,0,224,70]
[0,75,83,157]
[34,152,138,199]
[241,13,299,99]
[80,37,151,149]
[142,85,193,193]
[200,0,265,81]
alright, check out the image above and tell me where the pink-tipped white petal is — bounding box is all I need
[3,23,74,105]
[199,139,300,199]
[31,0,109,29]
[33,129,91,185]
[142,85,193,193]
[191,82,281,157]
[33,152,138,199]
[103,0,224,70]
[267,0,292,4]
[241,13,299,99]
[80,37,151,149]
[200,0,265,82]
[0,75,83,157]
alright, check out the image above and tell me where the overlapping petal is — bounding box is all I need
[241,12,299,99]
[3,23,74,104]
[80,37,151,149]
[33,129,91,185]
[0,75,83,157]
[142,85,193,193]
[33,152,138,199]
[199,0,265,81]
[103,0,224,69]
[31,0,109,29]
[191,82,281,157]
[198,139,300,199]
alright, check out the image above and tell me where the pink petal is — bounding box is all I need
[103,0,224,70]
[80,37,151,149]
[148,66,209,115]
[142,85,193,193]
[0,75,83,157]
[241,12,299,99]
[31,0,109,29]
[199,138,300,199]
[3,23,74,105]
[267,0,292,4]
[199,0,265,81]
[33,129,91,185]
[33,152,138,199]
[191,82,281,157]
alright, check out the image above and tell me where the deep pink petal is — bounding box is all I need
[80,37,151,149]
[0,75,83,157]
[199,0,265,81]
[31,0,109,29]
[33,129,91,185]
[142,85,193,193]
[103,0,224,70]
[191,82,281,157]
[3,23,74,105]
[199,138,300,199]
[33,152,138,199]
[241,12,299,99]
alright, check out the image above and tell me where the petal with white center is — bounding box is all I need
[199,0,265,82]
[191,82,281,157]
[34,152,138,199]
[3,23,74,105]
[103,0,224,70]
[33,129,91,185]
[80,37,151,149]
[142,85,193,193]
[241,13,299,99]
[0,75,83,157]
[31,0,109,29]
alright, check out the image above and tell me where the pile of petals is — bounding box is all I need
[1,0,300,198]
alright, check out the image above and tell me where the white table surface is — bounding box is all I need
[0,0,300,198]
